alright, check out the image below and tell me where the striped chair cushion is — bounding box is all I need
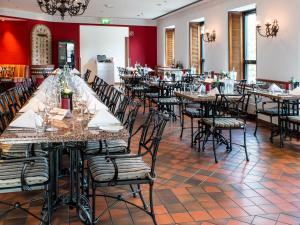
[0,157,48,189]
[185,108,203,117]
[157,97,180,104]
[88,155,151,182]
[146,93,159,98]
[258,108,283,116]
[103,140,128,152]
[288,116,300,124]
[0,143,47,158]
[203,118,245,128]
[132,86,146,91]
[83,140,128,155]
[82,141,102,155]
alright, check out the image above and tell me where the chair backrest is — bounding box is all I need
[158,81,182,98]
[102,85,114,105]
[213,94,250,119]
[236,80,247,94]
[137,109,169,177]
[84,69,92,82]
[92,76,100,90]
[6,88,20,117]
[114,95,130,123]
[123,100,141,150]
[108,88,122,113]
[0,93,12,127]
[97,81,108,98]
[15,83,28,105]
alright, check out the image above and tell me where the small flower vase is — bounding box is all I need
[205,83,211,92]
[61,91,73,111]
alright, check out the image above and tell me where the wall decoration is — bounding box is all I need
[31,24,52,65]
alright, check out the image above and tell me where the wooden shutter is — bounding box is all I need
[189,23,203,73]
[228,12,244,80]
[165,29,175,66]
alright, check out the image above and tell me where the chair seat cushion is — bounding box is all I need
[203,118,245,128]
[155,97,180,104]
[146,93,159,98]
[104,140,128,151]
[132,86,146,91]
[0,143,47,158]
[82,141,102,155]
[288,116,300,124]
[88,155,151,182]
[83,139,128,155]
[257,108,283,116]
[184,108,203,117]
[0,157,48,189]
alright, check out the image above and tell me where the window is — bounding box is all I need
[244,10,257,83]
[228,10,256,83]
[228,12,244,80]
[165,28,175,66]
[189,22,205,73]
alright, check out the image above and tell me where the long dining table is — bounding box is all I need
[0,75,129,224]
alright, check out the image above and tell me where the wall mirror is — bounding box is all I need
[58,41,75,68]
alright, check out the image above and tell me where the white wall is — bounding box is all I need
[157,0,300,81]
[80,26,129,83]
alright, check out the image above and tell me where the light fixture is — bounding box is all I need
[202,30,216,43]
[256,19,279,38]
[37,0,91,20]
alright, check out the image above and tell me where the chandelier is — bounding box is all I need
[37,0,90,20]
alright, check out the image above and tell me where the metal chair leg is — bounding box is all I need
[149,182,157,225]
[212,130,218,163]
[244,128,249,161]
[229,129,232,152]
[130,184,137,197]
[92,187,96,224]
[254,116,258,136]
[270,116,274,143]
[191,118,194,147]
[137,184,148,210]
[180,113,184,139]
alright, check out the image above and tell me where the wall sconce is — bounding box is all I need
[202,30,216,42]
[256,19,279,38]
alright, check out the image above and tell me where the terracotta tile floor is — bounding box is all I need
[1,110,300,225]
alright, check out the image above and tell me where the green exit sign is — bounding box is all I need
[101,18,112,24]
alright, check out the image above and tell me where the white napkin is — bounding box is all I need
[268,83,282,92]
[88,109,121,128]
[34,91,47,101]
[208,87,220,96]
[19,98,45,113]
[10,110,43,129]
[52,68,62,75]
[290,87,300,95]
[87,99,108,114]
[71,68,80,75]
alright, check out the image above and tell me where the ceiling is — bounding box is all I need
[0,0,202,20]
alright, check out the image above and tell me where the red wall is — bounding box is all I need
[0,21,30,65]
[0,18,157,69]
[129,26,157,68]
